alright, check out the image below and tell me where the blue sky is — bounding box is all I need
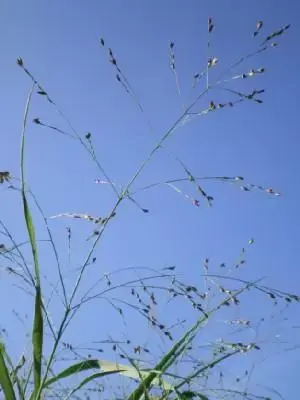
[0,1,299,398]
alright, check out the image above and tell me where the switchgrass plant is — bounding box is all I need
[0,16,298,400]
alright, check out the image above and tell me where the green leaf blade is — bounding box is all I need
[44,360,102,388]
[0,344,17,400]
[32,287,43,394]
[20,86,44,398]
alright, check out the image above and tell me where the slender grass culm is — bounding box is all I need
[0,9,298,400]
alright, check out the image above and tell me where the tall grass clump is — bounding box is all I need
[0,15,298,400]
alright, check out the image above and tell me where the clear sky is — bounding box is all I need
[0,1,299,399]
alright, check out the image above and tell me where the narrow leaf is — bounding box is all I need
[32,287,43,393]
[44,360,102,387]
[3,349,25,400]
[0,343,16,400]
[45,359,172,391]
[20,86,43,395]
[101,360,173,390]
[64,371,126,400]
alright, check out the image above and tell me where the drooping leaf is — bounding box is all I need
[63,371,127,400]
[44,359,172,391]
[100,360,173,390]
[44,360,102,387]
